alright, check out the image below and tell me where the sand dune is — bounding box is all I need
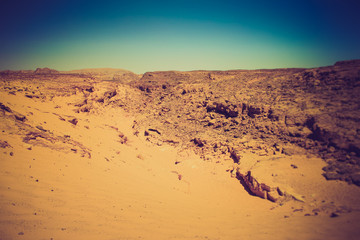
[1,63,360,239]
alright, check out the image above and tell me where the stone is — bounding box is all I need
[68,118,78,125]
[350,173,360,186]
[36,125,47,132]
[229,147,242,163]
[323,172,340,180]
[0,140,11,148]
[282,147,295,156]
[14,113,26,122]
[0,102,12,112]
[192,138,205,147]
[267,191,279,202]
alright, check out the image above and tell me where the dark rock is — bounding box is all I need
[291,164,298,169]
[322,165,336,172]
[0,140,11,148]
[192,138,205,147]
[268,109,282,121]
[68,118,78,125]
[330,212,339,218]
[0,102,12,112]
[350,173,360,186]
[36,125,47,132]
[103,90,117,100]
[148,128,161,135]
[336,164,355,174]
[206,101,239,118]
[282,147,295,156]
[229,147,242,163]
[323,172,340,180]
[85,87,94,92]
[14,113,26,122]
[25,94,40,99]
[247,106,262,118]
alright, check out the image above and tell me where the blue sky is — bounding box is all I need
[1,0,360,73]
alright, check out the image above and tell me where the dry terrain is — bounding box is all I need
[1,61,360,239]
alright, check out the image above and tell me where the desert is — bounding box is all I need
[1,60,360,239]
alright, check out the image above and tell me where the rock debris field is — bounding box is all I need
[1,61,360,239]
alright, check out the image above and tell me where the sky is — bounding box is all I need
[1,0,360,73]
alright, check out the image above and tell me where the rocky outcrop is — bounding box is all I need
[237,170,282,202]
[34,67,59,74]
[122,60,360,188]
[206,101,239,118]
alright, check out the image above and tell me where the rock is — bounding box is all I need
[25,144,32,150]
[208,119,217,126]
[285,116,296,126]
[192,138,205,147]
[148,128,161,135]
[328,146,336,153]
[267,191,280,202]
[350,173,360,186]
[34,67,59,74]
[336,163,355,174]
[291,164,298,169]
[229,147,242,163]
[287,191,305,202]
[267,109,283,121]
[301,127,313,137]
[0,140,11,148]
[237,171,281,202]
[103,90,117,99]
[330,212,339,218]
[68,118,78,125]
[206,101,239,118]
[323,172,340,180]
[74,99,87,107]
[247,105,262,118]
[36,125,47,132]
[322,164,336,172]
[230,168,237,178]
[282,147,295,156]
[260,183,271,192]
[0,102,12,112]
[14,113,26,122]
[273,143,282,151]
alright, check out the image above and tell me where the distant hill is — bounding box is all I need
[34,67,59,74]
[65,68,132,74]
[63,68,141,82]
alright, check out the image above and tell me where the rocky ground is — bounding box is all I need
[128,60,360,188]
[1,61,360,239]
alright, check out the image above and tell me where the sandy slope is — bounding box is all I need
[1,72,360,240]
